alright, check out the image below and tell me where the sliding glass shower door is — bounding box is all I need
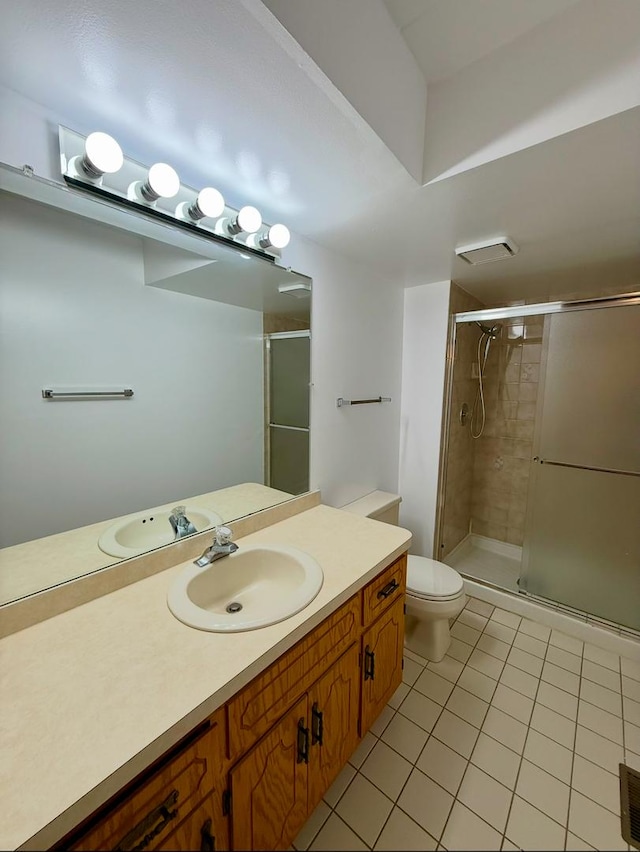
[519,304,640,630]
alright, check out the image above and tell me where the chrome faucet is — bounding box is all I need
[169,506,197,540]
[194,525,239,567]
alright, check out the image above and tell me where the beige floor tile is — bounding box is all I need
[447,637,473,663]
[458,665,498,702]
[580,678,622,716]
[349,732,377,768]
[484,620,517,645]
[482,706,527,754]
[465,597,495,618]
[458,609,489,632]
[506,795,565,851]
[507,646,543,678]
[360,740,413,802]
[457,763,512,833]
[373,807,437,851]
[571,754,620,815]
[417,735,467,795]
[397,767,454,840]
[581,659,620,692]
[477,633,511,662]
[491,683,534,724]
[501,839,520,851]
[294,800,331,850]
[625,748,640,771]
[491,608,521,629]
[523,728,573,784]
[516,759,570,826]
[625,720,640,753]
[621,656,640,682]
[323,762,356,807]
[545,646,581,675]
[402,657,424,686]
[309,813,368,851]
[471,731,520,789]
[499,663,539,699]
[622,674,640,702]
[549,630,583,656]
[449,622,481,648]
[565,832,595,850]
[441,801,502,851]
[623,695,640,726]
[568,790,627,851]
[530,703,576,749]
[583,643,620,672]
[428,655,465,684]
[432,709,480,758]
[467,648,504,681]
[381,712,429,763]
[513,632,547,659]
[536,681,578,720]
[404,648,429,667]
[518,618,551,642]
[387,681,410,710]
[336,774,393,847]
[446,685,489,729]
[370,704,395,737]
[574,725,624,775]
[542,660,580,696]
[414,668,456,706]
[398,689,442,733]
[577,700,623,745]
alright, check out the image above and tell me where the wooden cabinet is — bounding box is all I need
[159,792,227,852]
[360,596,405,735]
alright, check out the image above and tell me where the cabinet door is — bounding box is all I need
[360,596,405,735]
[157,792,229,852]
[307,643,360,811]
[230,695,309,851]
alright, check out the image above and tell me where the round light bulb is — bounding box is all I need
[84,132,123,175]
[195,187,225,218]
[267,224,290,249]
[147,163,180,199]
[237,205,262,234]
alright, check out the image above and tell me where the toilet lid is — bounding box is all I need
[407,555,464,601]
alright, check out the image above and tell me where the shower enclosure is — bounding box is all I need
[436,291,640,633]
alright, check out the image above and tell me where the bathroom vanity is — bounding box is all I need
[1,499,411,851]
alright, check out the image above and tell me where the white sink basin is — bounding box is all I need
[167,544,324,632]
[98,506,223,558]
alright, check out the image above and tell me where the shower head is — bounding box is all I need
[475,321,501,338]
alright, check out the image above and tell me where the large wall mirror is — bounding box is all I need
[0,165,312,606]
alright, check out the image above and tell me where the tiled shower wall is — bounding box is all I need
[470,315,545,546]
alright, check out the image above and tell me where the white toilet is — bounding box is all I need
[342,491,466,662]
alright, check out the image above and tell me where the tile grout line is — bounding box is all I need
[563,634,585,851]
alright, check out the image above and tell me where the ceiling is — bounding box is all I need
[0,0,638,305]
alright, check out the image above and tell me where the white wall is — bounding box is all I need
[0,195,264,546]
[398,281,451,555]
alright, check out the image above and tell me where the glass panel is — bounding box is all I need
[269,427,309,495]
[270,336,310,428]
[520,464,640,631]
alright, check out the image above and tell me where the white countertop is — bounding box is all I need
[0,504,411,851]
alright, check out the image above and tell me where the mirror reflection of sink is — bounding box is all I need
[98,507,223,558]
[167,544,324,632]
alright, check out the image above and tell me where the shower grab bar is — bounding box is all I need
[533,457,640,478]
[42,388,134,400]
[337,396,391,408]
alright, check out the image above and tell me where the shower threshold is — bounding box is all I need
[444,534,521,593]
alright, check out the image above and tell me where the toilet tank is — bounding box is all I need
[340,491,402,526]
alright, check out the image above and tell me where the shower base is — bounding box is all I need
[444,534,521,593]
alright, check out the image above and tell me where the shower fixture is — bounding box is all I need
[475,321,501,338]
[470,321,502,438]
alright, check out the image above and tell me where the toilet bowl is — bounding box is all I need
[341,491,465,662]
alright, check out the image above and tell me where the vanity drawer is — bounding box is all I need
[68,709,227,851]
[227,594,360,762]
[362,554,406,627]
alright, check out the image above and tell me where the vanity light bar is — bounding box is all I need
[58,126,291,260]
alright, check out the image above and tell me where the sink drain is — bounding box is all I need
[226,602,243,614]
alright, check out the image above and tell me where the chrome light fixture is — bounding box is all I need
[59,126,290,260]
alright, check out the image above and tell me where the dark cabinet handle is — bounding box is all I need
[311,702,324,746]
[364,646,375,681]
[377,579,399,599]
[297,717,310,763]
[116,789,179,851]
[200,818,215,852]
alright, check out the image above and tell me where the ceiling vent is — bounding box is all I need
[455,237,519,265]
